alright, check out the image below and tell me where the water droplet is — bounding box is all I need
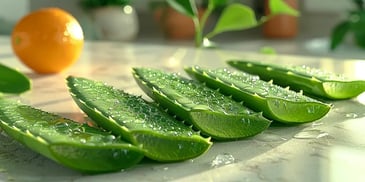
[210,153,235,168]
[113,151,120,159]
[152,165,169,171]
[80,138,86,143]
[254,132,287,142]
[306,106,316,114]
[345,113,359,118]
[311,121,324,127]
[103,135,116,143]
[294,129,329,139]
[192,105,211,110]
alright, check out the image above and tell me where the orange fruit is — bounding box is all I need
[11,8,84,74]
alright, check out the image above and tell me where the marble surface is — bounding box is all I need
[0,35,365,182]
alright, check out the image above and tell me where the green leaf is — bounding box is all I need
[0,63,31,94]
[352,0,364,10]
[166,0,197,18]
[211,0,228,8]
[0,98,144,173]
[354,29,365,48]
[259,46,277,55]
[269,0,299,16]
[228,60,365,100]
[349,11,365,49]
[186,66,330,123]
[330,21,351,50]
[67,76,212,161]
[208,3,258,38]
[133,67,271,140]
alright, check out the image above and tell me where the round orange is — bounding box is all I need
[11,8,84,74]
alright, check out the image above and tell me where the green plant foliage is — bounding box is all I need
[67,76,212,162]
[133,67,271,140]
[166,0,299,47]
[166,0,197,17]
[228,60,365,100]
[206,4,257,38]
[0,63,31,94]
[330,21,351,50]
[330,0,365,50]
[0,98,144,173]
[185,66,331,124]
[268,0,299,16]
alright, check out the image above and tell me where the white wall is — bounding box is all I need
[0,0,29,22]
[0,0,29,34]
[304,0,352,13]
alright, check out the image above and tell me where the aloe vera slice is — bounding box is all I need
[0,98,144,173]
[67,76,211,162]
[185,66,331,124]
[132,68,271,140]
[228,60,365,100]
[0,63,31,94]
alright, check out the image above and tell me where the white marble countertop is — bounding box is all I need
[0,35,365,182]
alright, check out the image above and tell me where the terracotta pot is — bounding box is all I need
[154,7,205,40]
[263,0,298,39]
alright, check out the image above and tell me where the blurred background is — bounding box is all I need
[0,0,363,59]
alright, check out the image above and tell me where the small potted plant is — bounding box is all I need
[149,1,206,40]
[80,0,139,41]
[164,0,299,47]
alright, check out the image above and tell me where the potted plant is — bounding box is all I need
[165,0,299,47]
[150,0,210,40]
[330,0,365,50]
[80,0,139,41]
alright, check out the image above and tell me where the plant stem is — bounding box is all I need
[195,0,215,47]
[193,17,202,47]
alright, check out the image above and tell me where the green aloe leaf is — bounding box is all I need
[207,3,257,38]
[0,63,31,94]
[166,0,197,17]
[228,60,365,100]
[67,76,211,162]
[330,21,351,50]
[268,0,299,16]
[185,66,331,124]
[132,67,271,140]
[0,98,144,173]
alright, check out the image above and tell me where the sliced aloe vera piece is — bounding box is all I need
[228,60,365,100]
[185,66,331,124]
[0,98,144,174]
[0,63,31,94]
[67,76,211,162]
[132,67,271,140]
